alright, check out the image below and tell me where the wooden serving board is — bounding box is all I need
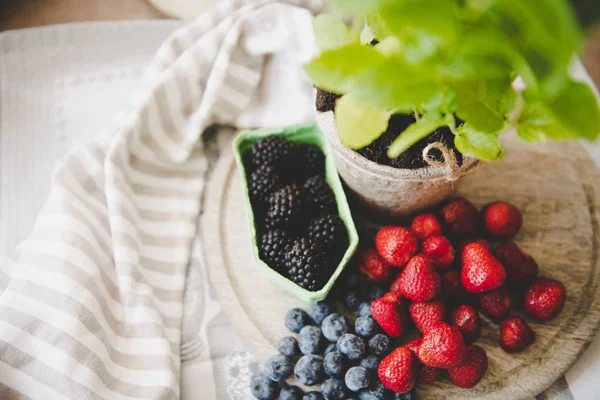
[201,133,600,399]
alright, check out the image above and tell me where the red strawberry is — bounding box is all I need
[378,347,418,394]
[418,322,467,368]
[409,300,446,333]
[371,293,408,337]
[440,197,479,236]
[358,248,393,282]
[442,270,469,303]
[478,286,511,320]
[499,316,536,353]
[450,305,481,344]
[423,236,455,269]
[495,241,538,285]
[396,255,441,302]
[524,277,566,321]
[403,337,422,355]
[461,243,506,293]
[375,227,419,268]
[448,345,488,388]
[411,213,443,240]
[481,201,523,239]
[419,365,441,384]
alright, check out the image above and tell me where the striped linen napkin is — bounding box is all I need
[0,1,323,398]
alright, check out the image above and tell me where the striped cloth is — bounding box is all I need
[0,1,323,398]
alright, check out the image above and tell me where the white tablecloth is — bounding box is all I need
[1,20,599,400]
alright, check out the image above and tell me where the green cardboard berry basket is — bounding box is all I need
[233,122,359,304]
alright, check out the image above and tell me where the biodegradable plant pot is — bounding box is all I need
[315,106,483,220]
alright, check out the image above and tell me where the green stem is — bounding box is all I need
[387,117,447,159]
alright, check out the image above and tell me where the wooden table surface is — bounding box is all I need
[0,0,599,87]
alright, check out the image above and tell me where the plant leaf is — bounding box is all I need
[387,113,446,159]
[330,0,396,14]
[360,25,375,45]
[453,79,516,133]
[348,57,442,111]
[365,12,392,41]
[335,95,392,149]
[313,14,353,52]
[303,44,386,94]
[455,124,505,161]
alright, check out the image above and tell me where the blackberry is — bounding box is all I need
[247,164,283,205]
[306,215,347,250]
[303,176,337,215]
[259,229,292,272]
[284,238,330,291]
[298,144,326,179]
[264,184,306,230]
[251,137,298,170]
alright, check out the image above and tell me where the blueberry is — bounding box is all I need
[285,308,311,333]
[299,326,323,355]
[358,382,392,400]
[368,334,390,356]
[312,301,331,325]
[303,391,324,400]
[322,313,350,342]
[279,385,304,400]
[357,302,372,318]
[355,317,378,338]
[278,336,300,358]
[321,378,347,400]
[337,333,366,360]
[324,343,337,355]
[359,355,380,372]
[344,290,361,310]
[250,371,279,400]
[345,273,364,288]
[367,285,386,301]
[265,354,292,382]
[294,355,325,386]
[344,367,370,392]
[393,388,416,400]
[323,351,347,378]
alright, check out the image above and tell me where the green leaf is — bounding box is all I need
[387,114,446,158]
[330,0,395,14]
[374,37,402,56]
[365,12,392,41]
[545,81,600,141]
[335,95,392,149]
[453,79,516,133]
[313,14,353,52]
[455,124,505,161]
[303,44,386,94]
[360,25,375,45]
[348,57,442,111]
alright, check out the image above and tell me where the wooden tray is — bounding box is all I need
[202,133,600,399]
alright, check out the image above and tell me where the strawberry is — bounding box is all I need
[418,322,467,368]
[524,277,566,321]
[396,255,441,302]
[477,286,511,320]
[409,300,446,333]
[450,305,481,344]
[499,316,535,353]
[411,213,443,240]
[448,345,488,388]
[371,292,408,337]
[403,337,422,355]
[440,197,479,236]
[481,201,523,239]
[375,227,419,268]
[461,243,506,293]
[423,235,455,269]
[442,270,469,303]
[495,241,538,285]
[378,347,418,394]
[358,248,393,282]
[419,365,441,384]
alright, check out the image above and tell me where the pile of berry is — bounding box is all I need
[251,196,566,398]
[246,136,349,291]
